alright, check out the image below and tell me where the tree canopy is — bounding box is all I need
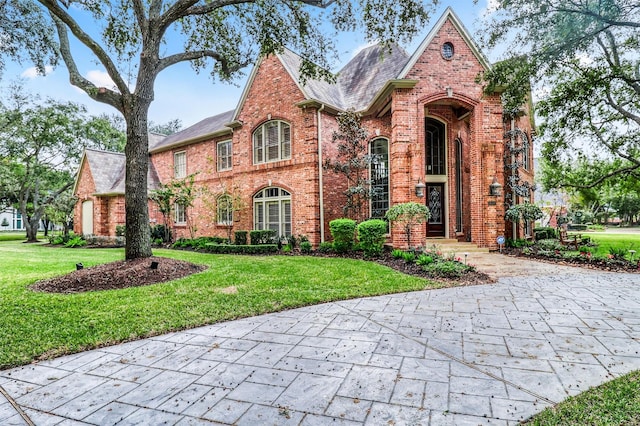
[22,0,439,259]
[0,85,124,241]
[482,0,640,189]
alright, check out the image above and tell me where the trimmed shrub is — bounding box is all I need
[533,226,556,240]
[150,224,171,243]
[300,241,312,254]
[329,218,356,253]
[318,241,333,253]
[234,230,248,245]
[250,229,277,245]
[203,243,278,255]
[115,225,126,237]
[568,223,588,231]
[357,219,387,257]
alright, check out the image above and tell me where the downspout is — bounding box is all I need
[318,104,326,242]
[510,117,517,239]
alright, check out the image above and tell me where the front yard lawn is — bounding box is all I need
[0,241,435,369]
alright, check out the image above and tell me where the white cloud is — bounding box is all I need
[86,70,117,89]
[21,65,54,79]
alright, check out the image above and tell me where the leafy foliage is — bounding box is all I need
[505,203,543,224]
[324,111,377,221]
[249,230,277,245]
[329,218,357,253]
[481,0,640,189]
[385,202,430,248]
[25,0,437,259]
[356,219,388,257]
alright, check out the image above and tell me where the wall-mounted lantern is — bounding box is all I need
[415,179,426,198]
[489,176,502,196]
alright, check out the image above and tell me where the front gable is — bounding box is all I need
[399,7,489,99]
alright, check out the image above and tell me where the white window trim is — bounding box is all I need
[252,120,291,164]
[253,187,292,236]
[369,137,390,220]
[217,140,232,171]
[174,151,187,179]
[217,195,233,225]
[174,203,186,225]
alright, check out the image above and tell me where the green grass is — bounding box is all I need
[525,371,640,425]
[0,241,435,369]
[588,233,640,259]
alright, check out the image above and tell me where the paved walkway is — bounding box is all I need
[2,256,640,425]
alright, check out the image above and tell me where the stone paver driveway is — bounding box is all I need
[2,261,640,425]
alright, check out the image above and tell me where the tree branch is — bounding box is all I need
[37,0,130,96]
[157,50,247,75]
[51,17,124,113]
[132,0,148,40]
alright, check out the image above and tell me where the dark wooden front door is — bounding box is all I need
[426,183,445,237]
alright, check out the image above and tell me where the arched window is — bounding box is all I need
[217,194,233,225]
[254,187,291,236]
[425,118,446,175]
[253,120,291,164]
[370,138,389,219]
[455,138,463,233]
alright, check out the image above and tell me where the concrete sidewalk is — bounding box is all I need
[2,256,640,425]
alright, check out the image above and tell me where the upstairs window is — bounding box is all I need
[174,151,186,178]
[217,140,232,171]
[253,120,291,164]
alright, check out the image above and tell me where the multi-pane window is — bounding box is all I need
[522,139,531,171]
[217,194,233,225]
[174,151,186,178]
[217,140,232,171]
[253,120,291,164]
[254,187,291,236]
[455,138,463,233]
[370,138,390,219]
[425,118,446,175]
[174,203,186,224]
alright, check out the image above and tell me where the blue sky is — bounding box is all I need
[4,1,498,129]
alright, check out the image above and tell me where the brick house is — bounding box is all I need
[73,8,535,249]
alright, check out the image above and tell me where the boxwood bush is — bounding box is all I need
[250,230,277,245]
[329,218,356,253]
[203,243,278,254]
[357,219,387,257]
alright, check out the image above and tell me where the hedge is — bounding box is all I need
[203,243,278,254]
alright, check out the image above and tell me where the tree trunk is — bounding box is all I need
[123,96,152,259]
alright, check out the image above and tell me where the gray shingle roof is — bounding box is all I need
[84,148,160,195]
[278,43,410,111]
[150,110,235,153]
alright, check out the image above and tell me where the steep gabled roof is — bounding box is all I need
[162,8,490,148]
[74,148,161,196]
[149,110,235,153]
[398,7,491,78]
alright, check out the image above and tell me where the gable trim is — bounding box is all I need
[398,7,491,79]
[72,150,89,196]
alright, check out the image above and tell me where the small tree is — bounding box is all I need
[505,203,543,231]
[385,202,430,249]
[324,110,378,222]
[149,185,176,242]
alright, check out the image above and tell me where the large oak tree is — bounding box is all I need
[26,0,438,259]
[481,0,640,191]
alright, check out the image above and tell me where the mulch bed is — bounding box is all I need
[30,256,207,294]
[30,249,492,294]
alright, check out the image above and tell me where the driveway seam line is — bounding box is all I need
[340,299,559,406]
[0,384,35,426]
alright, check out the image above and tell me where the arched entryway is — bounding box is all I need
[425,117,447,237]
